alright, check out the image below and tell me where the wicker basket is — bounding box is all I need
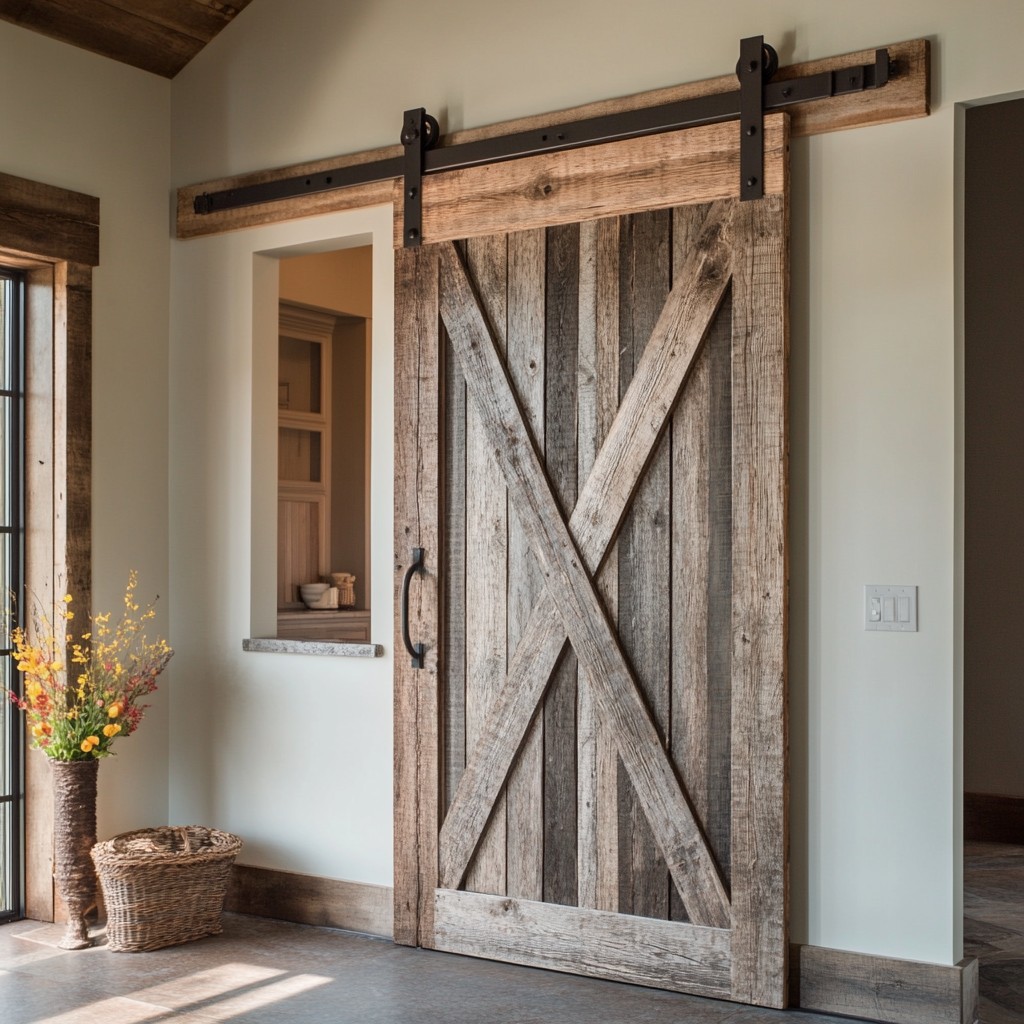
[91,826,242,952]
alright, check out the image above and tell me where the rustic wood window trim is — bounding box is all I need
[0,171,98,924]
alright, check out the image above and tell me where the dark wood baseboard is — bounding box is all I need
[964,791,1024,844]
[226,864,393,938]
[792,945,978,1024]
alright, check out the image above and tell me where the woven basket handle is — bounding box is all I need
[178,827,192,854]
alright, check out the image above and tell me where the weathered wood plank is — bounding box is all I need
[0,172,99,267]
[704,298,734,887]
[616,209,672,921]
[794,946,975,1024]
[576,216,620,912]
[542,221,579,907]
[669,203,711,923]
[58,262,92,655]
[178,40,927,240]
[436,204,733,901]
[442,333,467,814]
[463,234,508,897]
[393,246,442,946]
[433,889,731,998]
[438,239,730,929]
[409,117,786,247]
[728,189,789,1006]
[445,39,927,146]
[504,227,546,902]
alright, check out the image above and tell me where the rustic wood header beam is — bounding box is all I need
[176,38,928,240]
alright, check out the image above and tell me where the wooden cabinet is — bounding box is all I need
[278,304,334,609]
[276,609,370,643]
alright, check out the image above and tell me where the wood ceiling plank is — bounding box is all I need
[0,0,251,77]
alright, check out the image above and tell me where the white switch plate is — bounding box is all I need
[865,585,917,632]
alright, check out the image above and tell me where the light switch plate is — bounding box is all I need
[865,585,917,632]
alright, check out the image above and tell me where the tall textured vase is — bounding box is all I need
[51,759,99,949]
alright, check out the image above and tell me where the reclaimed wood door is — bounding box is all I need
[394,114,789,1008]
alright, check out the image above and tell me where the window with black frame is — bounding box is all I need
[0,268,24,921]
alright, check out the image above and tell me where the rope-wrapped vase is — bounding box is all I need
[51,759,99,950]
[91,826,242,952]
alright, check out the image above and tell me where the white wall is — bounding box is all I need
[167,0,1024,966]
[0,24,172,839]
[168,207,394,883]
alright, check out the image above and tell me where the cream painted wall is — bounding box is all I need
[166,0,1024,967]
[279,247,372,319]
[169,206,394,884]
[0,24,172,839]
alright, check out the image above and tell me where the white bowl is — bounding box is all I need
[299,582,329,604]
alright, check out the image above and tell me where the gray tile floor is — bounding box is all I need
[0,843,1018,1023]
[965,841,1024,1024]
[0,913,848,1024]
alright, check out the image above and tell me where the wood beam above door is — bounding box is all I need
[175,38,928,240]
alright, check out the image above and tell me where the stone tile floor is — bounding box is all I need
[0,913,849,1024]
[965,841,1024,1024]
[0,843,1017,1023]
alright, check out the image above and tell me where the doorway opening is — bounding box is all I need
[962,92,1024,1023]
[273,246,373,644]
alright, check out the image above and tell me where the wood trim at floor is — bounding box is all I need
[792,944,979,1024]
[225,864,393,939]
[964,791,1024,844]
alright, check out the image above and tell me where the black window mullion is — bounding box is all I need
[0,269,25,922]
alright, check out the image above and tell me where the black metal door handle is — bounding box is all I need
[401,547,426,669]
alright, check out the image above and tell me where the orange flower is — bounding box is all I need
[107,703,122,718]
[102,723,121,738]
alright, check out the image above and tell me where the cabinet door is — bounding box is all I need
[277,494,326,607]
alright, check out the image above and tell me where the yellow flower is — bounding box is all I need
[107,703,122,718]
[63,594,73,604]
[80,736,99,753]
[103,723,121,738]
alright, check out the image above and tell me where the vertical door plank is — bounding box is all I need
[439,239,731,930]
[464,234,509,896]
[543,221,580,907]
[393,246,442,946]
[729,189,789,1007]
[505,227,546,901]
[670,203,711,922]
[616,209,672,920]
[435,203,734,915]
[443,331,467,814]
[704,298,734,887]
[577,216,621,912]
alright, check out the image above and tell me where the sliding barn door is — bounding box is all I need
[394,114,789,1008]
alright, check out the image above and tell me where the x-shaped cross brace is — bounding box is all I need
[435,201,735,929]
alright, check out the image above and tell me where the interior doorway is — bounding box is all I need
[962,92,1024,1024]
[274,246,373,643]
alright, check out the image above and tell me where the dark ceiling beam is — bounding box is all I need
[0,0,252,78]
